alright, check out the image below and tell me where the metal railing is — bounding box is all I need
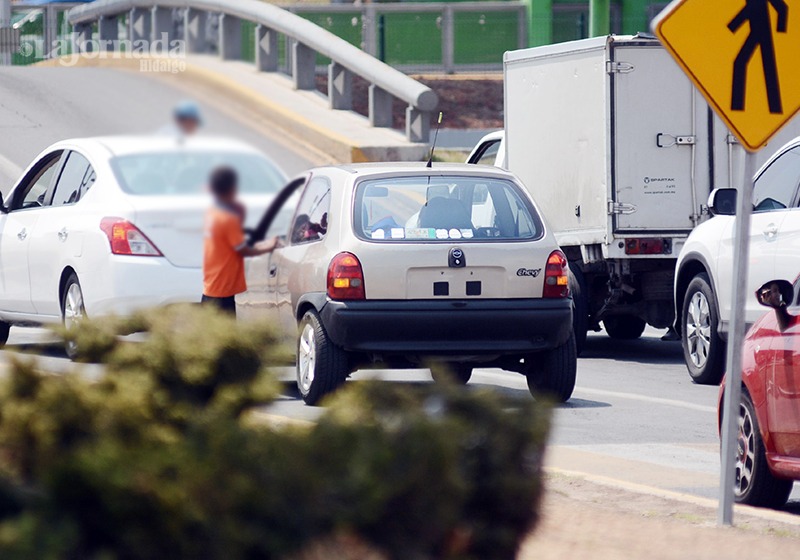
[66,0,439,142]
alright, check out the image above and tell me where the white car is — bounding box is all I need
[674,137,800,384]
[466,130,505,168]
[0,136,285,354]
[239,162,576,405]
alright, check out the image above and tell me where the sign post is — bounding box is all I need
[653,0,800,525]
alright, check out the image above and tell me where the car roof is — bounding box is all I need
[48,135,263,158]
[313,162,519,181]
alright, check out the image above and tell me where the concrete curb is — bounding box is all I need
[34,55,428,164]
[545,465,800,527]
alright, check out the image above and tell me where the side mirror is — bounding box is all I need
[756,280,794,309]
[707,188,737,216]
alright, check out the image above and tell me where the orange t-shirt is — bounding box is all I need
[203,205,247,298]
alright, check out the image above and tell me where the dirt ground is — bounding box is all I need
[519,473,800,560]
[315,74,504,130]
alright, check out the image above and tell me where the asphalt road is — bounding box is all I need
[0,66,315,186]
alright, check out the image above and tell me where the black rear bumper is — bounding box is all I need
[319,298,572,355]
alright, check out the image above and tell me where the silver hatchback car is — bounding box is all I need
[239,163,575,405]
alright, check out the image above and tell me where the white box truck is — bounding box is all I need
[469,35,800,350]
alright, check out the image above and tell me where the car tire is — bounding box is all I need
[526,332,577,403]
[0,321,9,347]
[681,273,726,385]
[430,363,473,385]
[733,391,793,508]
[603,315,646,340]
[569,263,588,356]
[297,310,349,406]
[61,273,85,360]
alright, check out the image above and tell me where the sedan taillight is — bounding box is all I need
[327,252,365,300]
[99,217,162,256]
[543,250,570,298]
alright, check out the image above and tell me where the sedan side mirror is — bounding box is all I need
[707,188,737,216]
[756,280,794,309]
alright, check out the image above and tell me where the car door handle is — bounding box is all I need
[269,265,278,278]
[17,228,27,241]
[57,228,68,242]
[763,223,779,239]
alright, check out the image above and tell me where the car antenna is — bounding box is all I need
[426,112,443,169]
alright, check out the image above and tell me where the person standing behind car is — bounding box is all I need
[202,166,279,314]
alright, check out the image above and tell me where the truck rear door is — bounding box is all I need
[610,43,698,233]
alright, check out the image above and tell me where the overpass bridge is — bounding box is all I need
[0,0,443,177]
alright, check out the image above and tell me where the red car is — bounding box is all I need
[720,279,800,507]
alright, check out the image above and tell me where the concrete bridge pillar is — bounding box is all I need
[129,7,151,43]
[219,13,241,60]
[184,8,208,54]
[328,62,352,110]
[98,15,117,50]
[406,107,430,143]
[151,6,174,48]
[255,24,278,72]
[292,41,315,90]
[369,85,392,128]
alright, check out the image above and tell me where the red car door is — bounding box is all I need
[768,314,800,457]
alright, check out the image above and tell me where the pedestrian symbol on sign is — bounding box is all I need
[729,0,788,114]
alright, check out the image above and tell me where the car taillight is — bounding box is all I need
[99,217,162,256]
[624,238,672,255]
[327,252,365,300]
[543,250,570,298]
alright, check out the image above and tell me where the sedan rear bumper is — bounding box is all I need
[320,298,572,355]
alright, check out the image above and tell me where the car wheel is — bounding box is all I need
[569,263,588,356]
[61,273,85,360]
[526,332,577,403]
[0,321,9,347]
[297,310,348,406]
[603,315,646,340]
[733,391,793,508]
[430,363,473,385]
[682,273,725,385]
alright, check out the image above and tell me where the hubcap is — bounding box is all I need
[685,291,712,368]
[735,402,756,498]
[63,283,84,355]
[297,323,316,393]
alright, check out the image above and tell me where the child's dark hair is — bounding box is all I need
[209,166,238,197]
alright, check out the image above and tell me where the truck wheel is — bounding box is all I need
[603,315,646,340]
[682,273,725,385]
[430,363,473,385]
[732,391,793,508]
[0,321,9,347]
[526,332,577,403]
[297,310,349,405]
[569,263,588,356]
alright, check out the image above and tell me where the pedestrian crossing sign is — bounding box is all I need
[653,0,800,151]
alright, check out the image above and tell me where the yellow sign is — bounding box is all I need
[654,0,800,151]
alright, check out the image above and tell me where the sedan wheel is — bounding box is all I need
[61,274,85,360]
[731,391,793,508]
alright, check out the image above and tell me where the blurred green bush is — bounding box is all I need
[0,306,550,560]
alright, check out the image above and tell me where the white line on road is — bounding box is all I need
[574,386,717,413]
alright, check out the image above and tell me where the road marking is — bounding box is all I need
[574,386,717,413]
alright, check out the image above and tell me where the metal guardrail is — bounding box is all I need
[67,0,439,142]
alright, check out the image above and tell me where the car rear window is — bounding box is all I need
[111,151,285,196]
[354,176,543,242]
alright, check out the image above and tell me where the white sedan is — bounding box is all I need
[0,136,286,354]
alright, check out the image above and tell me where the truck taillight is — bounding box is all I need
[327,252,365,300]
[543,250,570,298]
[624,238,672,255]
[99,217,162,256]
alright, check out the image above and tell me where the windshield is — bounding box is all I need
[355,176,543,242]
[111,151,285,196]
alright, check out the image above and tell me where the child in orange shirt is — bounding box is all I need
[202,166,279,314]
